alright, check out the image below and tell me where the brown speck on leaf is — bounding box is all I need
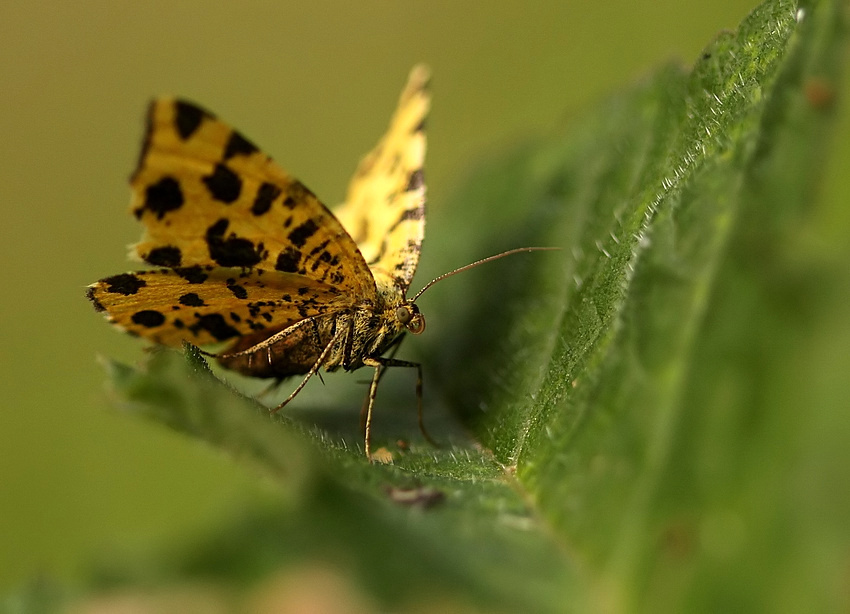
[805,77,835,109]
[385,485,446,509]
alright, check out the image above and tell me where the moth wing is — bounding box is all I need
[87,268,351,347]
[333,65,429,293]
[131,98,376,301]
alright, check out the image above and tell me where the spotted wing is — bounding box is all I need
[130,98,376,301]
[333,65,429,293]
[87,268,352,347]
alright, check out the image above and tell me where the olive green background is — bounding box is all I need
[2,0,844,591]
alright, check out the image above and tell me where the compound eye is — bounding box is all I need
[407,313,426,335]
[396,305,412,325]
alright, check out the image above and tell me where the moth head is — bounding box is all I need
[396,303,425,335]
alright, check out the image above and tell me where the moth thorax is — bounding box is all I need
[396,302,425,334]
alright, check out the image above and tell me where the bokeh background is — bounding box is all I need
[2,0,844,591]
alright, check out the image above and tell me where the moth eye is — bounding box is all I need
[407,314,425,335]
[396,305,412,324]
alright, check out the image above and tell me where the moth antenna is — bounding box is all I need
[411,247,559,302]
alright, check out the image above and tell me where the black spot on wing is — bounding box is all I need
[174,101,210,140]
[102,273,146,295]
[205,218,263,268]
[178,293,205,307]
[189,313,239,341]
[252,182,281,216]
[311,246,336,271]
[275,246,302,273]
[144,246,182,267]
[136,177,184,220]
[282,181,316,209]
[317,250,338,266]
[288,219,319,248]
[86,287,105,312]
[175,266,208,284]
[307,239,330,256]
[227,282,248,299]
[131,103,155,182]
[404,169,425,192]
[203,164,242,204]
[131,310,165,327]
[367,238,389,266]
[392,275,407,291]
[388,207,424,232]
[224,130,259,159]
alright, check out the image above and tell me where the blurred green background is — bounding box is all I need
[2,0,842,592]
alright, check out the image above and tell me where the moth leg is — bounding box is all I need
[311,319,327,386]
[269,325,343,415]
[202,316,321,361]
[362,365,381,461]
[362,355,438,462]
[358,335,406,431]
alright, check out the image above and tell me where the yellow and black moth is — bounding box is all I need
[88,66,550,459]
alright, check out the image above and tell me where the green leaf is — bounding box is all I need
[93,347,572,612]
[46,0,850,611]
[429,0,850,610]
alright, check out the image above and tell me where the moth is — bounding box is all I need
[87,65,550,459]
